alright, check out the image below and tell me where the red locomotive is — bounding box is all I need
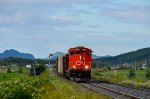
[56,46,92,82]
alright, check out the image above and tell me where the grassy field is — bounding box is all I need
[0,67,29,82]
[42,71,109,99]
[100,70,147,82]
[0,72,24,82]
[0,68,109,99]
[92,69,150,88]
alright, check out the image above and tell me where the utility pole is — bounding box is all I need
[131,51,133,69]
[135,60,136,70]
[49,54,53,67]
[49,54,50,67]
[114,69,117,76]
[34,59,37,76]
[145,59,147,67]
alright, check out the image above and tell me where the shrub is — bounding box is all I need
[107,66,111,70]
[145,68,150,80]
[18,67,23,73]
[6,66,11,73]
[2,74,6,79]
[30,64,46,76]
[37,64,45,71]
[121,80,136,86]
[94,72,102,76]
[128,68,136,78]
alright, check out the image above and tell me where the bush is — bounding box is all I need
[2,74,6,79]
[6,66,11,73]
[18,67,23,73]
[94,72,102,76]
[128,68,136,78]
[30,64,45,76]
[37,64,45,70]
[145,68,150,80]
[121,80,136,86]
[107,66,111,70]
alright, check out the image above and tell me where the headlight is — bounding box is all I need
[73,65,76,69]
[85,65,89,69]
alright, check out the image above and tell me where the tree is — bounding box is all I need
[37,64,45,71]
[92,62,96,68]
[145,68,150,80]
[128,68,136,78]
[30,64,45,76]
[18,66,23,73]
[107,66,111,70]
[6,66,12,73]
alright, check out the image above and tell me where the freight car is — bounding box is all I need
[56,46,92,82]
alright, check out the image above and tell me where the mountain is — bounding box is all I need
[51,52,66,60]
[92,54,101,59]
[0,49,35,60]
[94,47,150,66]
[92,54,112,59]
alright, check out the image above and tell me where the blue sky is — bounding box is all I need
[0,0,150,58]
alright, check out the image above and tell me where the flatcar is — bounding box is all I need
[56,46,92,82]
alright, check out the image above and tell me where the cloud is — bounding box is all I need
[0,0,113,5]
[24,35,49,39]
[0,11,32,26]
[66,7,95,16]
[40,16,81,25]
[105,9,150,24]
[0,0,150,58]
[67,31,150,46]
[0,28,10,33]
[100,4,150,25]
[0,11,81,26]
[86,25,100,29]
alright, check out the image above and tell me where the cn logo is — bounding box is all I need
[76,61,85,65]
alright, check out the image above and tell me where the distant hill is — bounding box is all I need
[94,47,150,66]
[0,49,35,60]
[92,54,101,59]
[92,55,112,59]
[51,52,66,60]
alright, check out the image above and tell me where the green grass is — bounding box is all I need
[42,70,110,99]
[0,72,24,82]
[0,71,49,98]
[100,70,147,82]
[0,67,29,82]
[92,69,150,88]
[0,70,110,99]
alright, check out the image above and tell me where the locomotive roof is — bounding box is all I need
[68,46,92,52]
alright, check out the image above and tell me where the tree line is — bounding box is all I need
[94,47,150,68]
[0,57,55,66]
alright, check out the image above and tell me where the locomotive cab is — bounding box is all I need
[69,49,92,70]
[66,46,92,82]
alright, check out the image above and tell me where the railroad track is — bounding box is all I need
[55,72,150,99]
[79,82,150,99]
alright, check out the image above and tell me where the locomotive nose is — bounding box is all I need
[79,55,86,61]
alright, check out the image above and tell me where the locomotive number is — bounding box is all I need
[76,61,85,65]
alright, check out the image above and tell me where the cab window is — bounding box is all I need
[76,51,80,54]
[86,52,91,55]
[81,51,86,54]
[70,51,74,56]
